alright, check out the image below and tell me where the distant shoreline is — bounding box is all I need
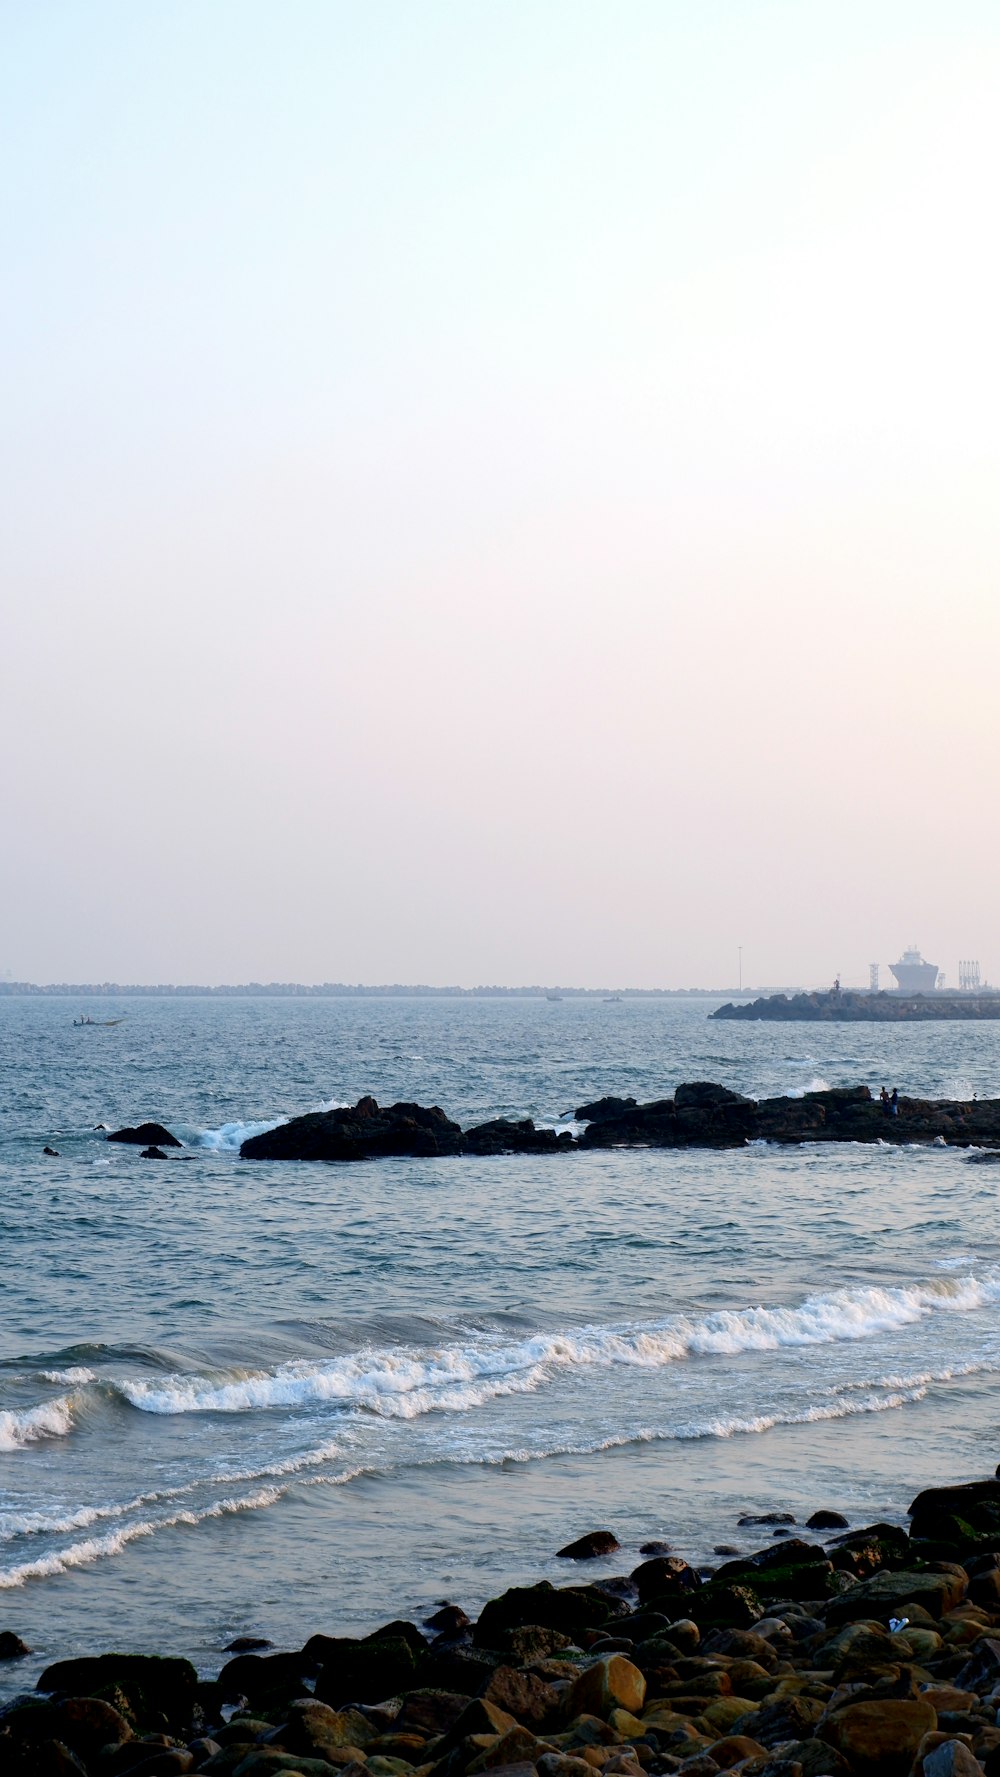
[0,981,771,999]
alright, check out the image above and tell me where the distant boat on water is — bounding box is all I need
[545,992,563,1002]
[73,1016,125,1027]
[603,994,623,1003]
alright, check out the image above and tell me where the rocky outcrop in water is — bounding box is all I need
[236,1085,1000,1161]
[107,1122,182,1147]
[240,1097,466,1161]
[12,1466,1000,1777]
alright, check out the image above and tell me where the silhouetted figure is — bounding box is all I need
[879,1086,890,1113]
[891,1088,899,1116]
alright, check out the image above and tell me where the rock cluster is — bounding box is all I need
[11,1474,1000,1776]
[233,1086,1000,1162]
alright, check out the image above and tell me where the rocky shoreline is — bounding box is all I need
[10,1470,1000,1774]
[101,1084,1000,1162]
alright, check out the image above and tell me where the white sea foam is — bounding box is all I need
[0,1487,281,1589]
[0,1397,75,1452]
[113,1272,1000,1422]
[39,1367,96,1385]
[192,1097,348,1150]
[787,1076,831,1098]
[192,1117,288,1151]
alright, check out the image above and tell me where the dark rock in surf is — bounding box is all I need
[638,1540,672,1555]
[140,1146,167,1159]
[465,1118,574,1155]
[0,1633,30,1658]
[674,1081,751,1109]
[424,1604,470,1635]
[240,1096,464,1162]
[42,1147,59,1157]
[107,1123,181,1148]
[807,1509,849,1530]
[223,1636,274,1653]
[575,1096,638,1123]
[738,1512,796,1526]
[557,1530,622,1560]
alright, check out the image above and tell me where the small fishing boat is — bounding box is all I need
[73,1016,125,1027]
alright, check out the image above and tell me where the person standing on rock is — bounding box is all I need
[891,1088,899,1115]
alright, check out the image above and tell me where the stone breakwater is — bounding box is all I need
[10,1473,1000,1774]
[712,994,1000,1024]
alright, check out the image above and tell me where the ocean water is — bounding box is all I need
[2,993,1000,1696]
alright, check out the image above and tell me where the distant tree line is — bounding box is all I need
[0,980,746,998]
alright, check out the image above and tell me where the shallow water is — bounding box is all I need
[1,993,999,1695]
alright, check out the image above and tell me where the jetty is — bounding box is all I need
[712,989,1000,1022]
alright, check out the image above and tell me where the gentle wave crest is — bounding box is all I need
[0,1488,280,1590]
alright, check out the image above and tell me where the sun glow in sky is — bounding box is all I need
[2,2,998,986]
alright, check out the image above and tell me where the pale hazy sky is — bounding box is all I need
[2,2,998,988]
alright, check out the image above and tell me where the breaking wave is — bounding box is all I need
[191,1098,348,1151]
[0,1397,75,1452]
[113,1273,1000,1421]
[191,1117,288,1152]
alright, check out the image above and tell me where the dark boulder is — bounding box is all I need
[107,1124,181,1148]
[909,1479,1000,1543]
[42,1148,59,1158]
[140,1146,168,1159]
[216,1648,315,1708]
[35,1654,197,1733]
[557,1530,621,1559]
[241,1097,465,1162]
[738,1513,795,1526]
[474,1582,612,1645]
[580,1100,680,1148]
[674,1082,752,1109]
[314,1634,420,1706]
[424,1605,470,1635]
[631,1556,701,1601]
[687,1582,762,1629]
[807,1510,849,1530]
[0,1634,30,1659]
[478,1662,560,1729]
[420,1644,505,1694]
[223,1637,273,1653]
[575,1096,638,1123]
[465,1119,574,1155]
[395,1688,470,1736]
[3,1695,133,1762]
